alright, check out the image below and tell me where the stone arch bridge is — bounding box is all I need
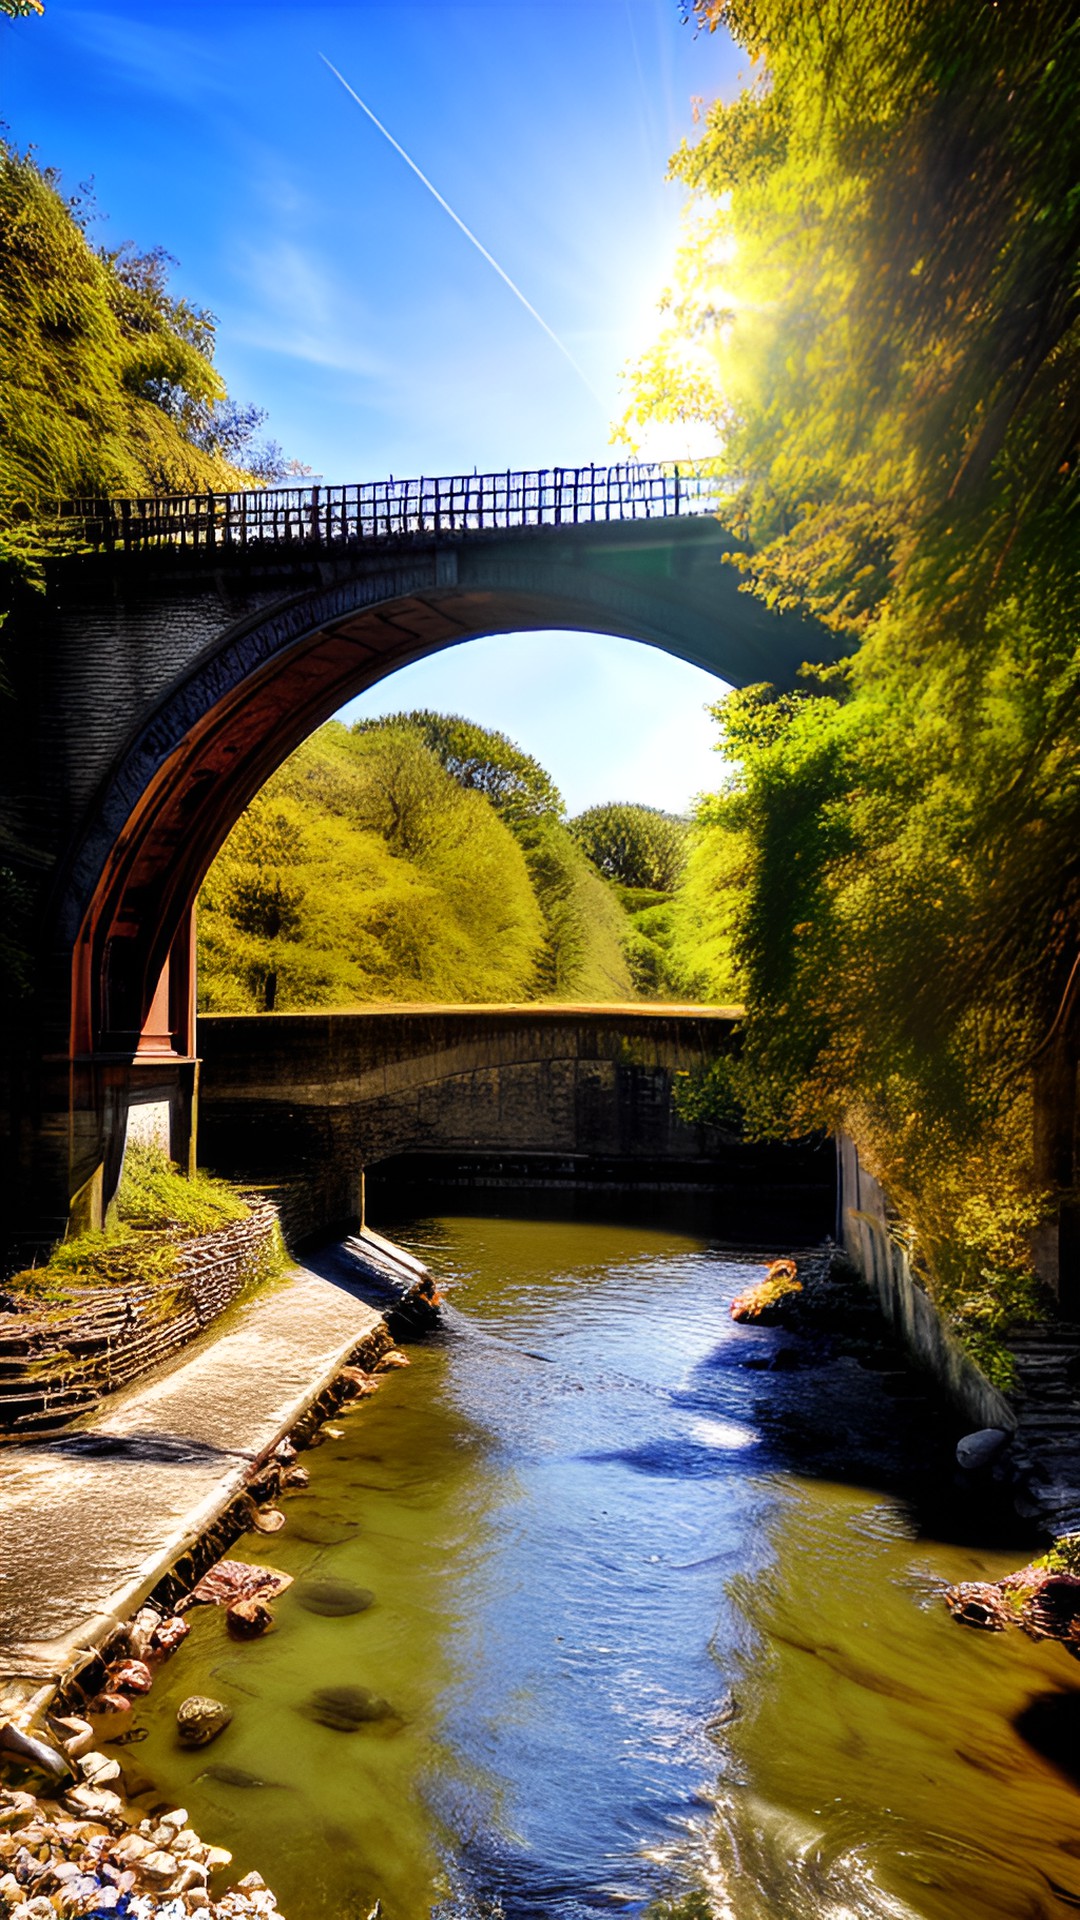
[0,463,834,1255]
[196,1004,835,1246]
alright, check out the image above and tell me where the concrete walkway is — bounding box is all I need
[0,1248,390,1686]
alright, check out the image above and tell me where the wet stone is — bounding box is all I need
[197,1765,283,1790]
[226,1598,275,1639]
[295,1578,375,1618]
[287,1516,361,1547]
[299,1685,397,1731]
[176,1697,232,1748]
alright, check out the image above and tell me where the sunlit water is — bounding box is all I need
[120,1214,1080,1919]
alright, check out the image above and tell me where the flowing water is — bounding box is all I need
[123,1211,1080,1919]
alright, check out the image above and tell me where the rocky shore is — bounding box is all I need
[0,1268,440,1920]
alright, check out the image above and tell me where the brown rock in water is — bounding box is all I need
[730,1258,802,1325]
[249,1505,286,1534]
[374,1349,410,1372]
[943,1581,1012,1630]
[148,1615,189,1659]
[109,1660,153,1695]
[282,1465,310,1490]
[185,1560,293,1610]
[176,1697,232,1747]
[300,1684,397,1730]
[1021,1573,1080,1641]
[296,1578,375,1617]
[226,1598,275,1639]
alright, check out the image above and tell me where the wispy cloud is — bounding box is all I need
[230,238,386,379]
[65,9,230,108]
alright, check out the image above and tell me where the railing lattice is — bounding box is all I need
[53,462,725,554]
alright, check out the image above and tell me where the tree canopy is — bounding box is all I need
[0,139,295,585]
[624,0,1080,1378]
[569,802,689,892]
[198,718,640,1011]
[355,710,564,827]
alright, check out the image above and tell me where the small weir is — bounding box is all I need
[114,1210,1080,1919]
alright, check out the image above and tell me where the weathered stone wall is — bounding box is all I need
[838,1134,1015,1429]
[0,1202,281,1434]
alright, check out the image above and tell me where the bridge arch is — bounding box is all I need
[5,471,833,1242]
[65,518,824,1061]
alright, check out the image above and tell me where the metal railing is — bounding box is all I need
[54,461,725,555]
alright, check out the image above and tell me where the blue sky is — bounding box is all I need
[3,1,742,814]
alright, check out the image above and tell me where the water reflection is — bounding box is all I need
[120,1213,1080,1919]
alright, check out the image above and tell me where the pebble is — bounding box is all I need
[49,1718,95,1761]
[300,1684,397,1730]
[109,1661,154,1696]
[79,1752,121,1788]
[63,1784,124,1821]
[176,1698,232,1748]
[956,1426,1012,1470]
[248,1508,285,1535]
[226,1599,274,1639]
[295,1578,374,1618]
[149,1616,190,1659]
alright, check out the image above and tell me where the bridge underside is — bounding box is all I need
[1,513,836,1253]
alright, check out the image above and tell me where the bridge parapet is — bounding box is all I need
[55,461,727,557]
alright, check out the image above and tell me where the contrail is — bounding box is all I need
[319,53,605,409]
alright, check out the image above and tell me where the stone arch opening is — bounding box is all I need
[21,511,830,1234]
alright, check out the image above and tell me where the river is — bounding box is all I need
[125,1209,1080,1919]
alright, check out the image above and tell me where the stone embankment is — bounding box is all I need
[0,1237,439,1920]
[0,1207,282,1437]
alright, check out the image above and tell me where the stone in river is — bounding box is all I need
[249,1505,286,1534]
[226,1597,275,1639]
[197,1764,285,1790]
[956,1427,1011,1470]
[287,1515,361,1547]
[176,1697,233,1747]
[296,1579,375,1618]
[109,1659,153,1694]
[149,1614,190,1659]
[300,1685,397,1731]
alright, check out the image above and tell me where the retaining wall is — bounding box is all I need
[838,1134,1016,1431]
[0,1203,280,1435]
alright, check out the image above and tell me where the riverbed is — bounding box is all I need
[122,1211,1080,1918]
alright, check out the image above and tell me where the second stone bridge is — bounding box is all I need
[197,1002,835,1243]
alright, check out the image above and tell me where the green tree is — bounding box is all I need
[569,802,689,892]
[354,710,564,828]
[0,140,291,585]
[198,722,547,1012]
[355,713,637,1002]
[631,0,1080,1371]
